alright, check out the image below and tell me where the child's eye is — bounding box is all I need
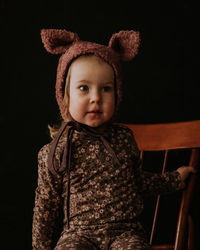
[103,86,112,92]
[79,85,89,91]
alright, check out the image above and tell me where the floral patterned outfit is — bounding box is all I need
[32,124,181,250]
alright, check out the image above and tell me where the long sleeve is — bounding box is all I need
[32,144,63,250]
[135,167,182,196]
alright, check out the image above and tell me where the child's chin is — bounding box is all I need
[85,120,105,128]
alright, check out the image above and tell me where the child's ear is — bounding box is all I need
[109,30,140,61]
[41,29,79,54]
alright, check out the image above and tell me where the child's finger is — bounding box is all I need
[187,166,197,174]
[189,167,197,174]
[180,166,197,174]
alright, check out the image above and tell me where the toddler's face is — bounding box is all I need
[68,55,115,127]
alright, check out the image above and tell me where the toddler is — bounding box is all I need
[32,29,195,250]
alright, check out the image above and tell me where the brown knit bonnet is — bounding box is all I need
[41,29,140,121]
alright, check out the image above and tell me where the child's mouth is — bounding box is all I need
[88,110,102,114]
[87,110,102,116]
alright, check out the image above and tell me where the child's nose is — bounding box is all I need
[90,90,101,104]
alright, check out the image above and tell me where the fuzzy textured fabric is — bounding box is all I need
[41,29,140,121]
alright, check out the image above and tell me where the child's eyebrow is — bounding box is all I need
[76,80,114,85]
[76,79,92,84]
[103,81,114,85]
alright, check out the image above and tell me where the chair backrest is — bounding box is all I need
[123,120,200,250]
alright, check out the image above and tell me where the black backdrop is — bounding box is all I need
[1,1,199,249]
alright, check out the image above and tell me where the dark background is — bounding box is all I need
[0,1,199,249]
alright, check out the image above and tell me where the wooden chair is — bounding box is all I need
[124,120,200,250]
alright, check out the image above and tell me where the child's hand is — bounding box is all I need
[177,166,196,189]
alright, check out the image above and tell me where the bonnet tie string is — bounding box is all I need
[76,123,121,166]
[48,121,69,175]
[48,121,73,229]
[62,127,73,229]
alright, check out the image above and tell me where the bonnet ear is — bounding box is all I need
[41,29,79,54]
[109,30,140,61]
